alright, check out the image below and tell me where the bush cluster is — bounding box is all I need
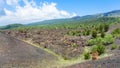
[98,24,109,32]
[88,34,114,46]
[112,28,120,38]
[103,34,114,45]
[67,31,81,36]
[91,45,106,55]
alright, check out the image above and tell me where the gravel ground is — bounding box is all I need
[66,51,120,68]
[0,33,58,68]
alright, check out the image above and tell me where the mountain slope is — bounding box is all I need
[0,32,58,68]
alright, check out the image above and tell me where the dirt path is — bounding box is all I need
[0,33,58,68]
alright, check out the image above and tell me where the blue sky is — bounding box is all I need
[38,0,120,16]
[0,0,120,26]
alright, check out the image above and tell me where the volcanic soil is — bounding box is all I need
[0,32,58,68]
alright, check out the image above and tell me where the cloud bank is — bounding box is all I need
[0,0,76,26]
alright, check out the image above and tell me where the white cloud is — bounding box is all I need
[0,0,77,26]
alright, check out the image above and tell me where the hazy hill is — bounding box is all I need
[1,10,120,30]
[28,10,120,26]
[102,10,120,17]
[0,24,24,30]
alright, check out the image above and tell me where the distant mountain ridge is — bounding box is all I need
[27,10,120,26]
[102,10,120,17]
[0,10,120,30]
[0,24,24,30]
[72,10,120,19]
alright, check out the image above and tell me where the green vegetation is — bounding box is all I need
[92,30,97,38]
[101,31,105,38]
[67,31,81,36]
[91,45,106,55]
[112,28,120,33]
[71,43,78,48]
[84,47,91,60]
[0,24,24,30]
[84,51,91,60]
[111,44,117,50]
[86,30,90,35]
[99,24,105,32]
[91,45,98,52]
[87,37,104,46]
[98,24,109,32]
[0,17,118,31]
[88,34,114,46]
[112,28,120,38]
[104,24,109,32]
[103,34,114,45]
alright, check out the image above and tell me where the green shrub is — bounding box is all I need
[76,32,81,36]
[71,43,78,48]
[98,24,109,32]
[104,24,109,32]
[95,37,104,44]
[112,28,120,34]
[67,31,75,36]
[101,31,105,38]
[63,56,68,60]
[111,44,117,50]
[87,37,104,46]
[103,34,114,45]
[99,24,104,32]
[67,31,81,36]
[91,45,106,55]
[114,34,120,38]
[84,51,91,60]
[112,28,120,38]
[91,45,98,52]
[97,45,106,55]
[87,39,96,46]
[92,30,97,38]
[82,30,86,36]
[88,34,114,46]
[86,30,90,35]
